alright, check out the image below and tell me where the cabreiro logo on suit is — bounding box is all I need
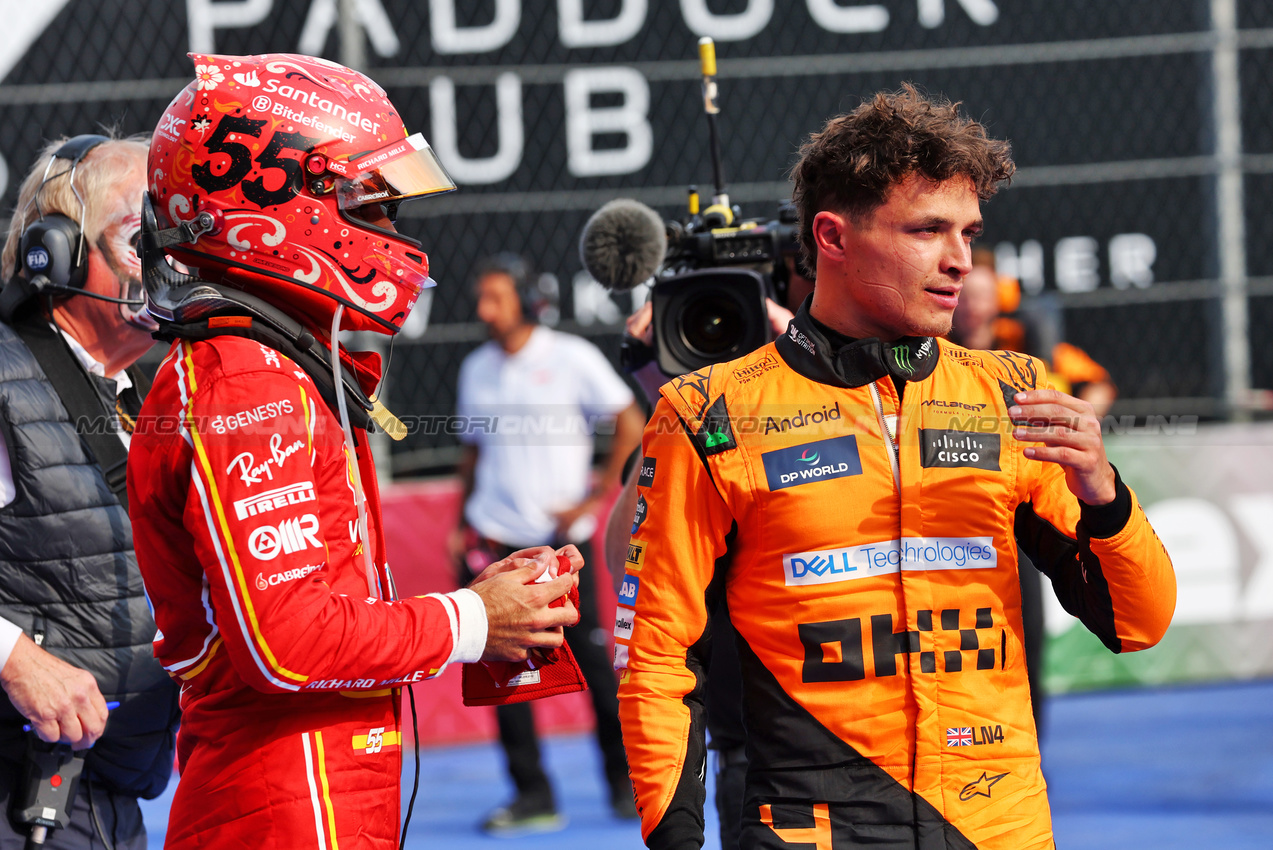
[762,435,862,491]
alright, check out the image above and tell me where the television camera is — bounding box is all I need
[578,38,804,376]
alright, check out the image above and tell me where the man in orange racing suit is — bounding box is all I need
[614,85,1176,850]
[128,54,580,849]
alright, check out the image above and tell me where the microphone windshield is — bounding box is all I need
[579,199,667,291]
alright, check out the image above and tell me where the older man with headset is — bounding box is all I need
[0,133,179,849]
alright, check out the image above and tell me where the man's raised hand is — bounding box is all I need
[1010,388,1116,506]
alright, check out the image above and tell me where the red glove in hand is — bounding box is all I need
[462,554,587,706]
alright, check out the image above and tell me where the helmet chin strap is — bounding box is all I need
[331,304,380,598]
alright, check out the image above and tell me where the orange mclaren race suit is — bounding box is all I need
[128,336,487,849]
[614,302,1175,850]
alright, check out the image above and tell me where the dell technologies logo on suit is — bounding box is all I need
[762,435,863,491]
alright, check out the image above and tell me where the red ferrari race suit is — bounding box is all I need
[128,335,487,849]
[614,303,1176,850]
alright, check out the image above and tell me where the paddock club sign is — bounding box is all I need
[169,0,1006,185]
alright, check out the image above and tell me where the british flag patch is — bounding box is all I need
[947,727,973,747]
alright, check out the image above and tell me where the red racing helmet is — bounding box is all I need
[148,53,455,334]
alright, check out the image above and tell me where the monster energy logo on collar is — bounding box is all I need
[892,344,915,375]
[889,337,935,378]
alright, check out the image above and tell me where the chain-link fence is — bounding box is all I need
[1,0,1269,475]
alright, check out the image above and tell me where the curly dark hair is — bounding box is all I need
[790,83,1015,275]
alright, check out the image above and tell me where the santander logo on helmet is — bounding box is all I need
[147,53,456,334]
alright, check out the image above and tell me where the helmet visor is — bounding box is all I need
[335,134,456,214]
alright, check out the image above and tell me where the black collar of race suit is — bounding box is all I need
[774,297,940,389]
[149,283,377,434]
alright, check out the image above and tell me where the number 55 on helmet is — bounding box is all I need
[147,52,456,334]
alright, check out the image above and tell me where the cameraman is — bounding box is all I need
[0,134,179,849]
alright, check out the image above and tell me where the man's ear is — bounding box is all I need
[812,210,849,263]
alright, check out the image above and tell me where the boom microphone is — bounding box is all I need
[31,277,147,306]
[579,199,667,291]
[0,274,146,323]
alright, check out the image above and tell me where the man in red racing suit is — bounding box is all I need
[128,53,580,849]
[129,337,495,847]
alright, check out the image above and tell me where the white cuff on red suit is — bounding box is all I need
[425,589,488,669]
[0,617,23,674]
[447,588,488,663]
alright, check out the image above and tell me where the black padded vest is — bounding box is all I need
[0,319,178,798]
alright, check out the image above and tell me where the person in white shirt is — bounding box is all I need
[0,134,178,849]
[449,254,645,834]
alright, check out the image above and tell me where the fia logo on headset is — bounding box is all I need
[25,247,50,272]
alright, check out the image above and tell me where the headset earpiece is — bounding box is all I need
[19,214,88,290]
[15,134,110,294]
[50,134,109,163]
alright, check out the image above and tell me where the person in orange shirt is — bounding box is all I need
[614,85,1175,850]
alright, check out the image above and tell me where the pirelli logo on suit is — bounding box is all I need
[233,480,317,520]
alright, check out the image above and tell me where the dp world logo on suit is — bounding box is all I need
[762,435,863,491]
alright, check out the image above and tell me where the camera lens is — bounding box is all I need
[680,290,745,358]
[652,268,771,374]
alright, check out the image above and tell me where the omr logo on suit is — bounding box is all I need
[762,435,863,491]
